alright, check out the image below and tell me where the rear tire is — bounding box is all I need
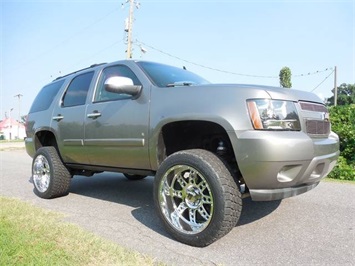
[154,149,242,247]
[123,173,147,180]
[32,147,71,199]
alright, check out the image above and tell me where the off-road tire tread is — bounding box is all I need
[33,147,71,199]
[154,149,242,247]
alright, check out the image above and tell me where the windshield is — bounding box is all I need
[136,61,210,87]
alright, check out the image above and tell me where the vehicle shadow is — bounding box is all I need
[66,173,281,236]
[68,173,170,237]
[237,197,281,226]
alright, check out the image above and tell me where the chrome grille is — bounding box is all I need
[300,102,328,112]
[299,102,330,135]
[306,120,330,135]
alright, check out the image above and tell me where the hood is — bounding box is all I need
[195,83,323,104]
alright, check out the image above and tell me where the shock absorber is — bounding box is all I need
[216,140,227,159]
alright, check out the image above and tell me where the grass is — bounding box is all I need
[0,196,162,266]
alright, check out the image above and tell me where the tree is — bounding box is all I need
[279,67,292,88]
[327,83,355,106]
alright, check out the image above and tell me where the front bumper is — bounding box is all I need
[233,130,339,201]
[249,182,319,201]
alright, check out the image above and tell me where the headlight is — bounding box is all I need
[247,99,301,131]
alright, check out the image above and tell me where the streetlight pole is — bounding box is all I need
[9,108,13,140]
[14,94,23,139]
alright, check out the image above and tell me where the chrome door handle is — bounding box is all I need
[87,112,101,119]
[52,115,64,121]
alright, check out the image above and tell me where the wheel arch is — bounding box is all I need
[33,128,59,152]
[150,118,241,181]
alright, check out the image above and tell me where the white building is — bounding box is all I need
[0,118,26,140]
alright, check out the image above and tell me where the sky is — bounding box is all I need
[1,0,354,121]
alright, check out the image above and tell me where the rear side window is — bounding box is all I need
[62,71,94,107]
[29,80,65,113]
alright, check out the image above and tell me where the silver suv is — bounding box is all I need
[26,60,339,246]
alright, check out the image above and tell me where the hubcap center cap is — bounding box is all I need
[185,186,202,209]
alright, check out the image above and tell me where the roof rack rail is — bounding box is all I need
[53,62,106,81]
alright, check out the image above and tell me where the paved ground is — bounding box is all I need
[1,149,354,265]
[0,141,25,150]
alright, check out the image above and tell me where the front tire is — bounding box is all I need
[32,147,71,199]
[153,149,242,247]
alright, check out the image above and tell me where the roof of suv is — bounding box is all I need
[53,63,107,81]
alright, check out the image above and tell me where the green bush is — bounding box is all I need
[327,155,355,180]
[327,104,355,181]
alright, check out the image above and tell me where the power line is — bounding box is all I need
[294,68,333,77]
[135,40,333,80]
[135,40,277,78]
[69,40,121,70]
[9,7,120,72]
[310,69,335,92]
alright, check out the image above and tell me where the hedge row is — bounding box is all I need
[327,104,355,181]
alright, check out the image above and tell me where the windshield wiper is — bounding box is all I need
[166,81,196,87]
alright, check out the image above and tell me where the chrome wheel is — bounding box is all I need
[32,147,71,199]
[33,154,51,193]
[155,150,241,246]
[158,165,214,234]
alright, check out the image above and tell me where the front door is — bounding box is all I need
[84,64,150,169]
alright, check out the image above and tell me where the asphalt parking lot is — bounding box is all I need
[1,148,354,265]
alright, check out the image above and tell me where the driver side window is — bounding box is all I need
[94,65,141,102]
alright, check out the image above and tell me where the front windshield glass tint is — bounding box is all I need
[136,61,209,87]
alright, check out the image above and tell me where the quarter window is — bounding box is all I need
[29,80,65,113]
[62,71,94,107]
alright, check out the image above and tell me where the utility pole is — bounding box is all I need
[334,66,337,106]
[124,0,140,59]
[126,0,134,59]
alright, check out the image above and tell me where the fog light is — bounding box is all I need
[310,163,325,179]
[277,165,303,182]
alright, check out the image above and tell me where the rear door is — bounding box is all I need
[51,71,95,164]
[84,64,150,169]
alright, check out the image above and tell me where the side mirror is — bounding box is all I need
[104,77,142,97]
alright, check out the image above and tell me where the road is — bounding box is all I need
[1,149,354,265]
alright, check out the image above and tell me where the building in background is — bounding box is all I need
[0,118,26,140]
